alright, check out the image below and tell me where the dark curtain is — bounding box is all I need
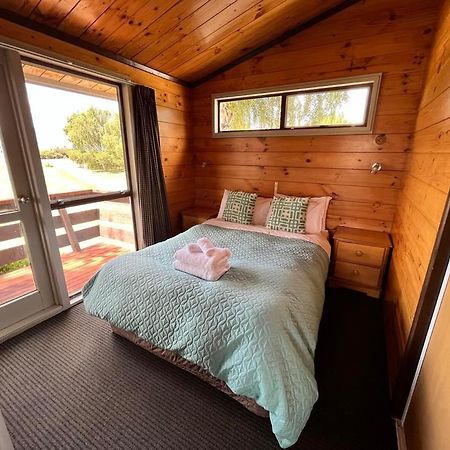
[132,85,171,247]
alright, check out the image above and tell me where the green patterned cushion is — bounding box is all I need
[222,191,257,224]
[266,196,310,233]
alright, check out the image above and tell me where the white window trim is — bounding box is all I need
[212,73,382,137]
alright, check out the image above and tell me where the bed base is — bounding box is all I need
[111,326,269,418]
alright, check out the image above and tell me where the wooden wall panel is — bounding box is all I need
[403,279,450,450]
[385,0,450,351]
[0,18,194,233]
[191,0,439,233]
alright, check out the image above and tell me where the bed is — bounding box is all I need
[82,219,330,448]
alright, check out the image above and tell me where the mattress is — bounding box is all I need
[83,223,329,448]
[111,325,269,417]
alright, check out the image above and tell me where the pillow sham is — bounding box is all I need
[221,190,257,225]
[217,190,230,218]
[266,195,310,233]
[252,197,272,226]
[305,196,332,233]
[275,193,331,233]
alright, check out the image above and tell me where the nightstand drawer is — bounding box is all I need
[334,261,380,288]
[337,241,385,267]
[330,227,392,299]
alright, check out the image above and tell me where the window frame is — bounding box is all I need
[212,74,382,137]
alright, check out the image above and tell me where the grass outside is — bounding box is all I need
[0,258,30,275]
[0,158,127,202]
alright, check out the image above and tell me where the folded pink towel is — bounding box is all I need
[197,237,214,254]
[175,238,231,264]
[186,243,202,253]
[174,248,229,267]
[173,237,231,281]
[197,237,231,258]
[173,259,230,281]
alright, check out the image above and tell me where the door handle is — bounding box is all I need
[18,195,31,204]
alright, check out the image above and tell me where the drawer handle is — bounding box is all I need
[352,269,360,276]
[355,250,363,257]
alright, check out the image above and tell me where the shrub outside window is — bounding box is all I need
[212,74,381,137]
[219,95,282,131]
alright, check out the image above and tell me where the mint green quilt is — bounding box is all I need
[83,224,329,447]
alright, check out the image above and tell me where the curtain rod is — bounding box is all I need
[0,36,135,86]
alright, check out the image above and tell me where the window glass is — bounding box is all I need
[0,221,36,305]
[0,140,16,212]
[285,85,371,129]
[51,198,135,296]
[23,64,128,201]
[213,75,380,136]
[219,96,282,131]
[21,62,136,298]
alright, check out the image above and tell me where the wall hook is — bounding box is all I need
[370,162,382,174]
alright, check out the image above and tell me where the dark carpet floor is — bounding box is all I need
[0,288,396,450]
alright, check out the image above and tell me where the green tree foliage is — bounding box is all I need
[102,114,122,154]
[64,107,111,152]
[39,147,68,159]
[64,107,124,172]
[220,90,350,131]
[220,97,282,131]
[285,90,350,128]
[0,258,30,275]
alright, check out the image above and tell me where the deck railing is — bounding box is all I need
[0,190,134,267]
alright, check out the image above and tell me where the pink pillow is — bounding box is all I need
[217,190,230,218]
[305,196,332,233]
[252,197,272,226]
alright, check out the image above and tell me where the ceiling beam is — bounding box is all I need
[191,0,363,87]
[0,8,189,87]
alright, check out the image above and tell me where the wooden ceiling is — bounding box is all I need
[0,0,354,85]
[22,63,117,99]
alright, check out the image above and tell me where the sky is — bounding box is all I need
[288,85,370,126]
[342,86,370,124]
[25,83,120,150]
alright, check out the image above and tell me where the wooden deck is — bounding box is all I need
[0,243,129,306]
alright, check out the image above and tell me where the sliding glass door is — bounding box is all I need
[0,48,136,333]
[0,49,56,330]
[22,61,136,297]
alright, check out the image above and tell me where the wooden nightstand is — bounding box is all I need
[181,207,216,231]
[329,226,392,299]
